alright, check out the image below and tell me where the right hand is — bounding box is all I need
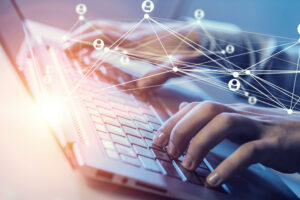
[66,20,202,90]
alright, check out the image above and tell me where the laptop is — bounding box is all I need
[0,0,298,200]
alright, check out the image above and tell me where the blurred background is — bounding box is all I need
[17,0,300,39]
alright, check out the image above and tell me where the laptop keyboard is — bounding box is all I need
[76,76,212,186]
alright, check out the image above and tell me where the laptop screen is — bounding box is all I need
[0,0,25,68]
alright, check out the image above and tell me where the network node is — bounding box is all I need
[61,35,68,41]
[114,47,119,51]
[93,39,104,50]
[298,24,300,34]
[104,47,110,52]
[194,9,205,21]
[245,70,251,75]
[144,13,150,19]
[221,50,226,55]
[168,55,174,60]
[78,15,85,21]
[287,109,293,115]
[122,50,128,54]
[226,44,235,54]
[228,78,240,91]
[248,96,257,105]
[142,0,154,13]
[244,92,249,96]
[232,71,239,78]
[76,3,87,15]
[120,55,130,65]
[172,66,178,72]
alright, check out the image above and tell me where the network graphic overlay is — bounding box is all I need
[60,1,300,115]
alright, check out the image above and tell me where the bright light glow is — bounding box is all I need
[173,66,178,72]
[39,98,64,124]
[144,13,150,19]
[287,109,293,115]
[245,70,251,75]
[232,71,239,78]
[104,47,110,52]
[79,15,85,21]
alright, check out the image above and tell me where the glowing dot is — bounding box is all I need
[298,24,300,34]
[173,67,178,72]
[79,15,85,21]
[61,35,68,41]
[168,55,173,60]
[232,71,239,78]
[287,109,293,115]
[244,92,249,96]
[221,50,226,55]
[245,70,251,75]
[194,9,205,20]
[104,47,110,52]
[144,13,150,19]
[122,50,128,54]
[114,47,119,51]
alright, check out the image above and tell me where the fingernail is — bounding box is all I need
[167,142,178,158]
[153,131,165,146]
[206,172,221,187]
[182,158,193,170]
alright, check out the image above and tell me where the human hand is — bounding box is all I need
[66,20,201,89]
[153,101,300,187]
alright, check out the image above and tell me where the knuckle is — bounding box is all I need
[215,113,238,126]
[200,101,220,113]
[243,141,263,157]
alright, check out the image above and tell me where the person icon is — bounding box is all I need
[120,55,130,65]
[93,39,104,50]
[76,4,87,16]
[228,78,241,91]
[226,44,235,54]
[142,0,154,13]
[248,96,257,105]
[194,9,205,21]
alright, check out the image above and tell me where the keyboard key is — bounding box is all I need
[139,156,161,173]
[115,144,136,158]
[106,124,125,136]
[111,134,130,146]
[102,116,120,127]
[95,100,110,109]
[195,167,210,177]
[159,160,180,179]
[123,126,141,137]
[145,139,161,150]
[110,102,127,112]
[174,161,202,185]
[118,117,135,128]
[133,145,155,158]
[97,131,110,140]
[91,115,103,124]
[151,148,171,162]
[95,123,106,132]
[135,121,153,132]
[199,162,209,169]
[116,110,130,120]
[127,135,147,147]
[149,122,161,131]
[129,112,147,123]
[139,129,154,140]
[120,154,141,167]
[146,115,161,125]
[102,140,115,150]
[106,149,119,160]
[87,107,99,116]
[98,107,116,118]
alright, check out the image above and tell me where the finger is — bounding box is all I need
[167,102,235,158]
[153,102,198,147]
[136,65,177,89]
[182,113,255,170]
[206,140,268,187]
[179,102,189,110]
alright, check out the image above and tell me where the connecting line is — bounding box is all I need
[290,49,300,109]
[250,74,287,109]
[245,42,299,70]
[149,17,243,72]
[64,18,145,102]
[62,20,81,40]
[254,75,300,103]
[197,41,298,67]
[239,76,286,109]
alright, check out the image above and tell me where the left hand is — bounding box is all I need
[153,101,300,187]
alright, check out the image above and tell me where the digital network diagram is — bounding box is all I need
[61,0,300,115]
